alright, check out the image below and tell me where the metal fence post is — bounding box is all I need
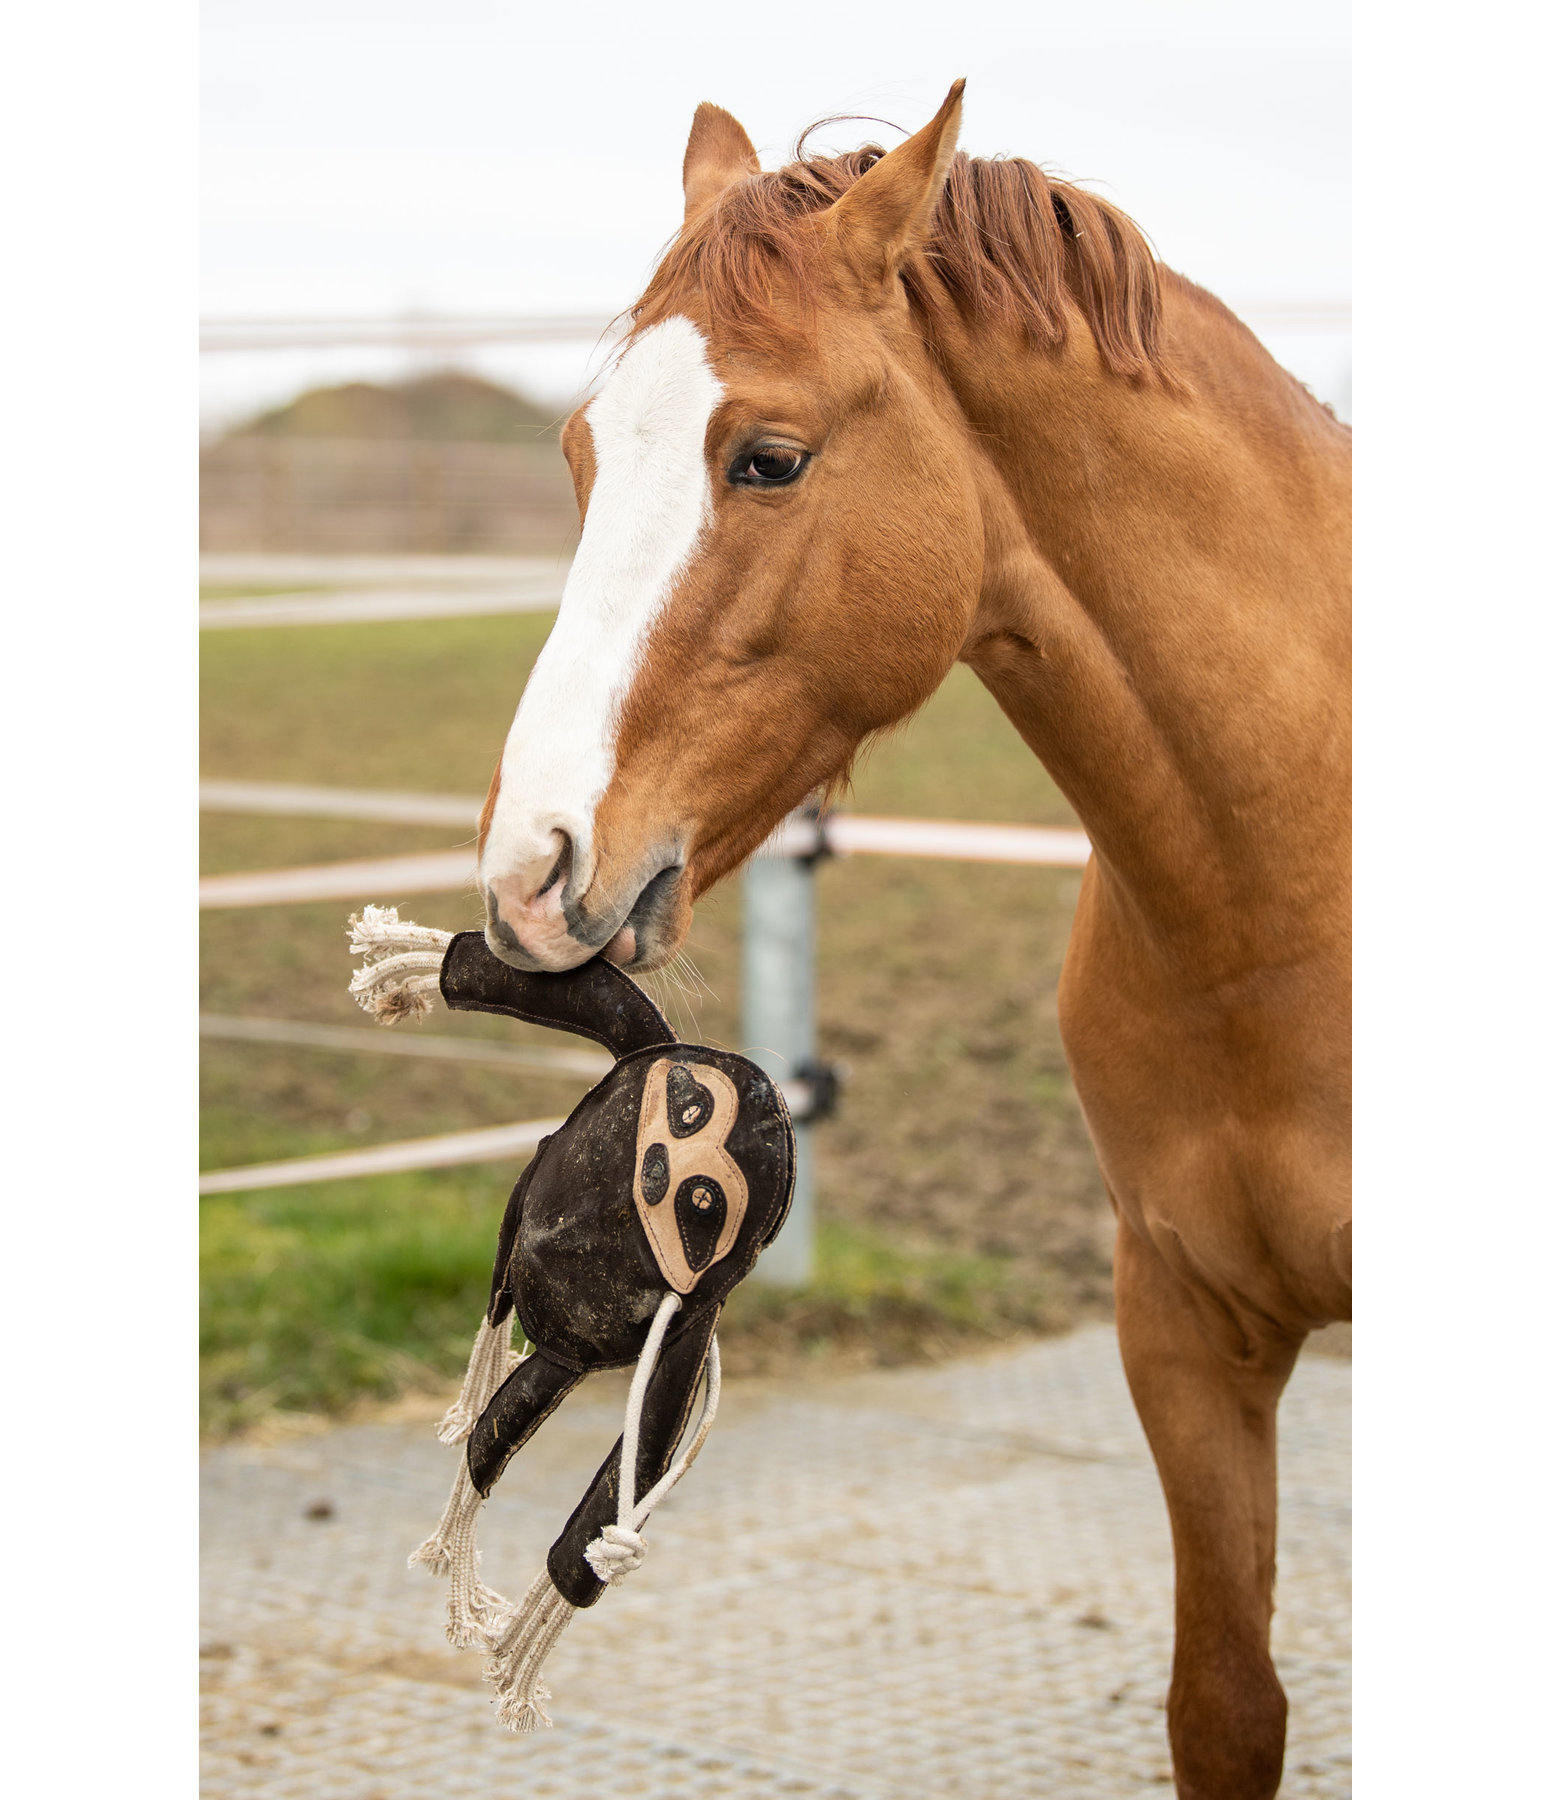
[743,827,819,1285]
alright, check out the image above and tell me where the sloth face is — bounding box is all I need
[632,1057,749,1292]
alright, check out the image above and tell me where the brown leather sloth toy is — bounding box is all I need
[346,907,794,1731]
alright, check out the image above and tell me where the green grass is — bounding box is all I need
[201,611,1109,1435]
[202,1165,510,1434]
[720,1219,1062,1370]
[202,613,557,794]
[201,1155,1053,1435]
[200,610,1076,822]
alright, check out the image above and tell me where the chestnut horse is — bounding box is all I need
[476,82,1350,1800]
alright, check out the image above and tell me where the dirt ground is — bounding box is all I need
[201,1325,1352,1799]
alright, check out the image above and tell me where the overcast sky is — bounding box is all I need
[201,0,1350,423]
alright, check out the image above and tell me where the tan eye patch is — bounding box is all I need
[633,1058,748,1293]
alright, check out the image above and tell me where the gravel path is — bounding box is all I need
[201,1324,1349,1798]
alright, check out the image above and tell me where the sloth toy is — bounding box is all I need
[346,907,794,1731]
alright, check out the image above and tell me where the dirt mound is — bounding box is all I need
[231,370,559,444]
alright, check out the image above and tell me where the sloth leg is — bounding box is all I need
[545,1303,722,1608]
[467,1349,585,1497]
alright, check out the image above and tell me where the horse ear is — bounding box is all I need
[825,79,965,286]
[682,102,760,221]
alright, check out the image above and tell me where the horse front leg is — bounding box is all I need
[1113,1213,1302,1800]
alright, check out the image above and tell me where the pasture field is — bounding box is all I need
[201,612,1109,1434]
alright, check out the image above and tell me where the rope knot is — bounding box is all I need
[584,1523,648,1585]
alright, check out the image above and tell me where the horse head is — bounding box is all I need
[478,82,986,972]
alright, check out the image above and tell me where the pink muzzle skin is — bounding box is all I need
[481,871,592,973]
[480,876,638,973]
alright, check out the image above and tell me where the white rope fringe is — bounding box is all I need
[484,1570,577,1732]
[408,1315,532,1646]
[347,905,453,1022]
[410,1291,722,1729]
[466,1293,722,1731]
[436,1314,527,1447]
[349,903,455,958]
[408,1459,516,1649]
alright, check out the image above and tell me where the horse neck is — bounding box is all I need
[935,280,1351,971]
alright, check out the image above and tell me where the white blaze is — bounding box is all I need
[481,316,723,898]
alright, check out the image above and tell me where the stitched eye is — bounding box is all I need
[730,446,809,487]
[641,1142,670,1206]
[674,1174,728,1272]
[666,1064,714,1138]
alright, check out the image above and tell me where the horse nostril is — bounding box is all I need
[535,832,572,900]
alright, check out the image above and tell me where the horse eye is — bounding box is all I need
[731,446,808,487]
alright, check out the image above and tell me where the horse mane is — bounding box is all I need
[633,135,1177,385]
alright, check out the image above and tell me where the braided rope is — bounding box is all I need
[485,1570,576,1731]
[475,1294,723,1730]
[435,1314,526,1447]
[409,1315,531,1647]
[584,1300,721,1585]
[346,906,453,1022]
[408,1459,515,1649]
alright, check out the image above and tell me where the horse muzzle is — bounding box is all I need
[482,857,686,975]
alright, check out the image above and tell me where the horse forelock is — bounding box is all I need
[630,142,1180,386]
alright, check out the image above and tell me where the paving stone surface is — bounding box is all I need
[201,1324,1349,1798]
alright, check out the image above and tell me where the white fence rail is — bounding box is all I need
[200,850,477,909]
[198,1119,564,1195]
[201,312,620,353]
[201,586,568,630]
[198,781,1090,909]
[199,781,479,827]
[200,787,1090,1281]
[199,305,1346,355]
[200,1012,613,1078]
